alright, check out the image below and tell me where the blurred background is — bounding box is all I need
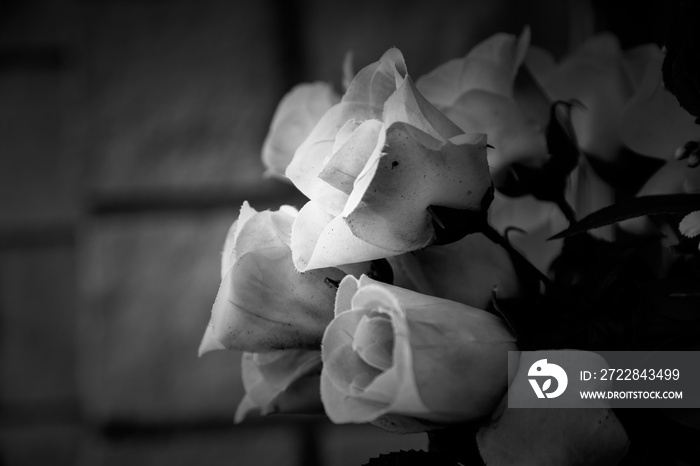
[0,0,681,464]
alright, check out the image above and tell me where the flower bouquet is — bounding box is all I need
[199,5,700,465]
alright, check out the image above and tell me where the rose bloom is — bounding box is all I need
[320,275,516,425]
[235,350,323,422]
[285,48,491,272]
[198,201,368,354]
[528,34,663,162]
[417,27,548,171]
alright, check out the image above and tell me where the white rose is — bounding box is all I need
[320,275,516,425]
[286,48,491,272]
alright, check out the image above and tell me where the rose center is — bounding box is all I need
[351,309,395,372]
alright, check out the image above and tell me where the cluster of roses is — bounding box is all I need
[199,28,699,465]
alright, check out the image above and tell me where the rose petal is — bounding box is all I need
[342,122,489,252]
[622,43,662,90]
[489,192,566,274]
[331,119,362,155]
[406,305,515,420]
[334,275,361,317]
[206,243,344,352]
[231,204,296,267]
[410,232,518,309]
[342,48,407,107]
[383,76,464,142]
[416,28,530,106]
[319,119,384,195]
[221,201,257,278]
[235,350,322,422]
[322,311,386,398]
[342,51,354,91]
[197,324,226,356]
[262,82,340,179]
[532,34,632,161]
[286,102,378,216]
[291,201,398,272]
[524,45,556,84]
[321,361,390,423]
[443,89,547,170]
[352,313,394,371]
[620,52,700,160]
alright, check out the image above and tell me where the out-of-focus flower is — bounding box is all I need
[320,275,516,425]
[620,47,699,160]
[477,350,629,466]
[388,231,519,309]
[489,192,568,275]
[417,28,548,171]
[235,350,323,422]
[528,34,655,162]
[262,83,340,179]
[198,202,368,354]
[619,160,700,236]
[663,1,700,118]
[286,48,491,272]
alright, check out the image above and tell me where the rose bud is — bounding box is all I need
[417,27,548,171]
[285,48,491,272]
[198,202,368,354]
[235,350,323,422]
[262,83,340,179]
[320,275,516,425]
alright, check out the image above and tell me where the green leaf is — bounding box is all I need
[550,194,700,239]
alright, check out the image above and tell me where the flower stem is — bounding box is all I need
[481,223,553,289]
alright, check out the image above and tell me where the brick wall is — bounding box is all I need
[0,1,586,464]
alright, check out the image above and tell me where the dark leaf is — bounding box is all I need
[550,194,700,239]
